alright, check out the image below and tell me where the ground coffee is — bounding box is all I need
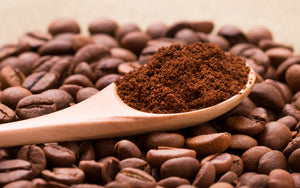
[116,42,250,113]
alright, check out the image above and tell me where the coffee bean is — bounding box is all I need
[0,103,15,123]
[38,39,73,55]
[238,172,258,185]
[74,62,96,81]
[230,154,244,176]
[74,44,110,65]
[264,79,292,103]
[0,44,30,61]
[241,47,270,69]
[42,143,76,166]
[110,47,137,61]
[92,34,119,49]
[94,139,118,160]
[189,20,214,33]
[1,86,32,109]
[76,87,99,103]
[218,171,238,185]
[16,95,56,119]
[265,47,293,68]
[100,156,122,184]
[19,31,52,50]
[118,62,142,75]
[42,167,85,185]
[59,84,83,101]
[209,182,234,188]
[121,31,150,54]
[115,23,140,42]
[88,18,118,36]
[104,181,131,188]
[145,132,185,150]
[120,158,147,170]
[229,43,256,56]
[94,58,124,78]
[0,159,32,186]
[115,167,156,188]
[241,146,272,172]
[23,72,58,93]
[268,169,296,188]
[244,174,269,188]
[95,74,121,90]
[41,89,73,110]
[70,183,104,188]
[229,134,258,150]
[288,148,300,172]
[146,147,196,168]
[0,66,25,88]
[258,150,288,174]
[160,157,200,180]
[283,137,300,156]
[189,123,218,137]
[3,180,34,188]
[286,64,300,92]
[17,145,46,179]
[79,141,95,161]
[282,104,300,121]
[206,34,230,51]
[217,25,248,45]
[259,39,294,51]
[63,74,94,87]
[71,34,94,51]
[48,18,80,36]
[174,29,199,44]
[258,122,292,150]
[114,140,142,160]
[246,26,273,45]
[79,160,103,184]
[164,21,191,38]
[201,153,233,174]
[186,132,231,156]
[192,162,216,188]
[157,177,190,188]
[32,56,60,73]
[292,173,300,188]
[146,22,168,39]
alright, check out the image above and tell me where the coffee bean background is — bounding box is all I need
[0,16,299,187]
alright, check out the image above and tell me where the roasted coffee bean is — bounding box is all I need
[189,20,214,33]
[241,146,272,172]
[0,44,29,61]
[0,66,25,88]
[160,157,200,180]
[246,26,272,45]
[193,162,216,188]
[258,121,292,150]
[174,28,199,44]
[282,104,300,121]
[145,132,185,150]
[230,154,244,176]
[164,21,191,38]
[74,44,110,65]
[146,22,168,39]
[120,158,147,170]
[71,34,94,51]
[76,87,99,103]
[268,169,296,188]
[238,172,257,185]
[42,143,76,166]
[114,140,142,160]
[286,64,300,92]
[79,160,103,184]
[229,43,256,56]
[63,74,94,87]
[259,39,294,51]
[79,141,95,161]
[59,84,83,101]
[258,150,288,174]
[42,167,85,186]
[0,103,15,123]
[292,173,300,188]
[186,132,231,156]
[206,34,230,51]
[189,123,218,137]
[38,39,73,55]
[157,177,190,188]
[41,89,73,110]
[115,23,141,42]
[146,147,196,168]
[121,31,150,54]
[241,47,270,69]
[265,47,293,68]
[289,148,300,172]
[95,74,121,90]
[16,94,56,119]
[88,18,118,36]
[201,153,233,174]
[217,25,248,45]
[264,79,292,103]
[74,62,96,81]
[32,56,60,73]
[23,72,58,93]
[115,167,156,188]
[1,86,32,109]
[92,34,119,49]
[229,134,258,150]
[70,183,104,188]
[94,139,118,160]
[209,182,234,188]
[12,52,39,76]
[283,137,300,156]
[48,18,80,36]
[3,180,34,188]
[118,62,142,75]
[101,156,122,184]
[218,171,238,185]
[0,159,32,186]
[19,31,52,50]
[17,145,46,178]
[110,47,137,61]
[104,181,130,188]
[94,58,124,78]
[244,174,269,188]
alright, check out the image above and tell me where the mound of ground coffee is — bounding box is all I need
[116,42,250,113]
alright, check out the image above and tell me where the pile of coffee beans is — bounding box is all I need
[0,18,299,187]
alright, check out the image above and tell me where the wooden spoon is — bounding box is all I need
[0,67,255,147]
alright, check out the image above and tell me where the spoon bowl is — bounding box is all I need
[0,66,255,147]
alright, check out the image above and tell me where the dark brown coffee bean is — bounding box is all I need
[186,132,231,156]
[23,72,58,93]
[268,169,296,188]
[32,56,59,73]
[229,134,258,150]
[292,173,300,188]
[94,139,117,160]
[264,79,292,103]
[94,58,124,78]
[230,154,244,176]
[79,160,103,184]
[88,18,118,36]
[3,180,34,188]
[146,147,196,168]
[145,132,185,150]
[110,47,137,62]
[246,26,272,45]
[104,181,130,188]
[92,34,119,49]
[244,174,269,188]
[157,177,190,188]
[164,21,191,38]
[0,66,25,88]
[239,172,257,185]
[115,167,156,188]
[76,87,99,103]
[174,28,199,44]
[101,157,122,184]
[120,158,147,170]
[289,148,300,172]
[283,137,300,157]
[241,146,272,172]
[189,123,218,137]
[33,178,68,188]
[121,31,150,54]
[193,162,216,188]
[59,84,83,101]
[217,25,248,45]
[189,21,214,33]
[95,74,121,90]
[257,150,287,174]
[0,44,30,61]
[146,22,168,39]
[282,104,300,122]
[78,141,95,161]
[210,182,234,188]
[114,140,142,160]
[16,95,56,119]
[246,58,265,76]
[42,167,85,185]
[0,159,32,186]
[115,23,140,42]
[41,89,73,110]
[218,171,238,185]
[259,39,294,51]
[258,122,292,150]
[14,52,39,76]
[160,157,200,180]
[38,40,73,55]
[70,184,104,188]
[71,34,94,51]
[0,103,15,123]
[48,18,80,36]
[286,64,300,92]
[63,74,94,87]
[277,116,297,130]
[42,143,76,166]
[229,43,256,56]
[118,62,142,75]
[19,31,52,50]
[54,32,76,42]
[201,153,233,174]
[74,62,96,81]
[265,47,293,68]
[276,56,300,82]
[206,34,230,51]
[74,44,110,65]
[17,145,46,178]
[1,86,31,109]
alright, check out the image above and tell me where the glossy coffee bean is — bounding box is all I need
[241,146,272,172]
[0,103,15,123]
[115,23,140,42]
[192,162,216,188]
[59,84,83,101]
[244,174,269,188]
[289,148,300,172]
[114,140,142,160]
[19,31,52,50]
[38,39,73,55]
[218,171,238,185]
[95,74,121,90]
[286,64,300,92]
[74,44,110,65]
[217,25,247,45]
[23,72,58,93]
[258,150,288,174]
[16,95,56,119]
[146,22,168,39]
[230,154,244,176]
[283,137,300,157]
[94,58,124,78]
[41,89,73,110]
[110,47,137,62]
[246,26,272,44]
[229,134,258,150]
[164,21,191,38]
[88,18,118,36]
[265,47,293,68]
[1,86,32,109]
[145,132,185,149]
[0,66,25,89]
[201,153,233,174]
[189,20,214,33]
[71,34,94,51]
[157,177,190,188]
[42,167,85,186]
[120,158,147,170]
[209,182,234,188]
[118,62,142,75]
[121,31,150,54]
[268,169,296,188]
[3,180,34,188]
[76,87,99,103]
[94,139,118,160]
[174,28,199,44]
[48,18,80,36]
[259,39,294,51]
[92,34,119,48]
[101,157,122,184]
[79,160,103,184]
[63,74,94,87]
[42,143,76,166]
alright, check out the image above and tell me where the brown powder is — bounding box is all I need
[115,42,250,113]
